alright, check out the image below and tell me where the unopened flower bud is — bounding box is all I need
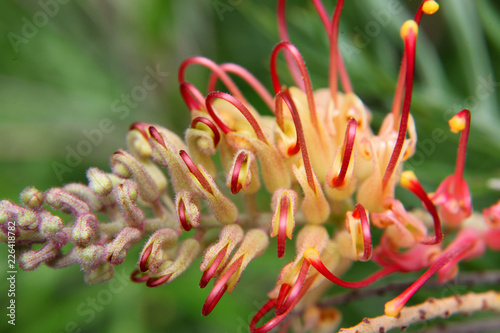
[20,186,44,210]
[200,224,244,287]
[224,229,269,292]
[45,188,91,216]
[292,163,330,224]
[107,227,142,265]
[77,244,106,270]
[175,191,200,231]
[19,241,60,271]
[127,124,153,159]
[72,213,98,246]
[153,238,201,284]
[115,181,145,227]
[148,126,192,193]
[270,189,297,258]
[226,149,260,194]
[87,168,114,197]
[140,228,179,274]
[63,183,103,212]
[110,150,160,203]
[180,150,238,224]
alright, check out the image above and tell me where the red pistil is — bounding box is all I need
[139,243,153,272]
[401,171,443,245]
[178,56,247,105]
[352,204,373,261]
[148,126,166,148]
[275,259,310,315]
[329,0,347,105]
[230,151,248,194]
[382,23,418,190]
[385,231,477,316]
[277,195,289,258]
[453,109,471,180]
[179,150,214,195]
[432,109,472,226]
[275,90,316,192]
[205,91,268,144]
[180,81,206,112]
[392,1,437,126]
[191,117,221,147]
[332,117,357,188]
[146,273,173,288]
[202,255,245,316]
[249,276,315,333]
[270,41,319,132]
[130,269,150,283]
[305,248,398,288]
[277,0,304,91]
[207,63,274,111]
[200,245,229,288]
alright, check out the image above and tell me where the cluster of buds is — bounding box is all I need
[2,1,500,332]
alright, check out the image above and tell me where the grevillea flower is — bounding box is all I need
[2,1,499,332]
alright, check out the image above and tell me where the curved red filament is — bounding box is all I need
[205,91,268,144]
[202,255,244,316]
[180,81,206,112]
[382,26,417,190]
[329,0,346,104]
[332,117,357,188]
[277,0,304,91]
[386,233,476,315]
[307,250,398,288]
[352,203,373,261]
[200,244,229,288]
[178,56,247,104]
[230,151,248,195]
[139,243,153,272]
[207,63,274,111]
[270,41,319,132]
[191,117,221,147]
[130,269,150,283]
[179,150,214,195]
[403,175,443,245]
[275,90,317,193]
[146,273,173,288]
[249,276,315,333]
[454,109,471,180]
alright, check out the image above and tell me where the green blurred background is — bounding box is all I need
[1,0,500,332]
